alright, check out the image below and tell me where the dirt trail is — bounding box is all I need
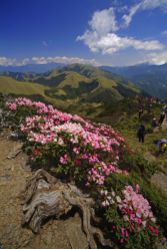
[0,130,88,249]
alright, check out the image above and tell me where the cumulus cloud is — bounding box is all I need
[89,7,118,35]
[77,32,163,54]
[77,6,164,55]
[0,56,99,66]
[123,0,167,27]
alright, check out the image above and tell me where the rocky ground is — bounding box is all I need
[0,130,89,249]
[0,128,167,249]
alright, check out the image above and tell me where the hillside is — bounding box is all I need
[101,63,167,99]
[0,95,167,249]
[30,64,143,102]
[0,76,48,96]
[0,64,145,119]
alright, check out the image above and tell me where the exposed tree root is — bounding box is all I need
[22,169,113,249]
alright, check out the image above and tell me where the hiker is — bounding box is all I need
[164,106,167,119]
[147,103,152,113]
[137,124,145,143]
[162,105,166,110]
[151,117,157,129]
[159,111,165,125]
[138,106,144,120]
[153,139,167,153]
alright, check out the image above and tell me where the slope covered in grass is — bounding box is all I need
[32,64,143,104]
[0,76,48,96]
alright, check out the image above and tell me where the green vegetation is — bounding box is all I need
[102,63,167,99]
[3,96,167,249]
[0,76,48,96]
[0,64,142,105]
[0,64,167,244]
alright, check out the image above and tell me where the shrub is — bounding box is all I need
[6,97,165,248]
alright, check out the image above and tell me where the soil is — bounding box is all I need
[0,130,88,249]
[0,128,166,249]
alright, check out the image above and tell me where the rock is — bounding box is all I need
[0,242,4,249]
[161,118,167,131]
[7,143,23,159]
[156,242,167,249]
[153,127,159,133]
[0,133,108,249]
[151,172,167,195]
[65,215,89,249]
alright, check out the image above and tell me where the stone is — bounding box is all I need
[65,215,89,249]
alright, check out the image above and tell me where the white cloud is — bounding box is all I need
[0,57,17,66]
[17,58,30,66]
[123,4,141,27]
[144,51,167,65]
[77,4,165,56]
[89,7,118,35]
[31,56,99,65]
[141,0,167,10]
[162,30,167,35]
[123,0,167,27]
[78,31,164,54]
[77,11,164,55]
[0,56,99,66]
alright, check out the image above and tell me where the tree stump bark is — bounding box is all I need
[22,169,113,249]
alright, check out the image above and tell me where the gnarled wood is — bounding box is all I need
[22,169,113,249]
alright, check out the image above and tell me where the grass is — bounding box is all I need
[0,76,77,110]
[0,76,48,96]
[1,89,167,237]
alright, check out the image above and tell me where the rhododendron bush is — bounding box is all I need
[7,97,127,185]
[103,185,161,248]
[6,97,164,248]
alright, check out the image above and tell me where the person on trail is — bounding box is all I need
[138,106,144,120]
[162,105,167,112]
[153,139,167,153]
[159,111,165,125]
[151,117,157,129]
[137,124,146,143]
[164,106,167,119]
[147,103,152,113]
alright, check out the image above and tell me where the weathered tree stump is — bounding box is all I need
[22,169,113,249]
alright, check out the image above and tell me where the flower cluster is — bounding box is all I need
[6,97,126,185]
[6,97,163,248]
[119,185,156,228]
[102,185,160,245]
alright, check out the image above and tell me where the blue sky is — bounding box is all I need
[0,0,167,66]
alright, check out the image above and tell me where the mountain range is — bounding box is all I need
[0,64,144,118]
[1,62,167,99]
[101,63,167,99]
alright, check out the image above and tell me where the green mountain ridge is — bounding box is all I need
[0,64,146,118]
[101,63,167,99]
